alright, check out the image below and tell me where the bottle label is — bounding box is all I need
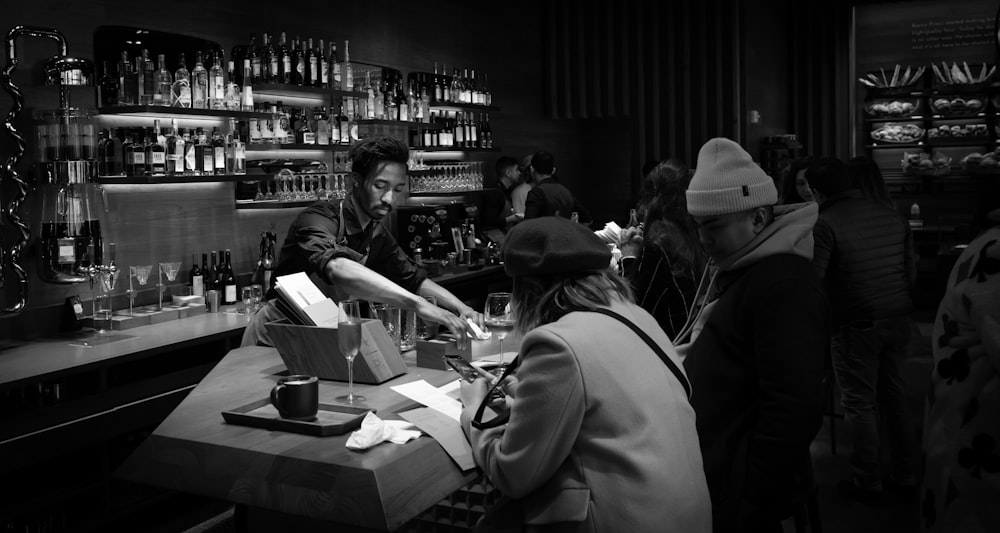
[57,238,75,264]
[192,275,204,296]
[270,59,279,77]
[283,57,291,75]
[151,151,166,164]
[225,284,237,304]
[252,59,262,78]
[310,58,318,81]
[321,63,329,84]
[203,154,213,172]
[214,147,225,169]
[296,60,305,76]
[184,145,196,171]
[133,152,145,165]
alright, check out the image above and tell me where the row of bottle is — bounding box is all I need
[189,250,238,304]
[232,33,353,90]
[411,112,494,149]
[97,119,246,177]
[102,49,255,111]
[247,101,358,145]
[422,63,493,106]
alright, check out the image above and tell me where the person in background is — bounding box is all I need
[808,157,917,507]
[483,156,525,233]
[511,154,534,219]
[460,216,711,533]
[681,137,829,532]
[847,155,895,210]
[920,180,1000,532]
[619,159,708,339]
[780,156,817,204]
[523,151,593,223]
[241,136,481,347]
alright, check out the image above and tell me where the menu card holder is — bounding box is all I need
[266,318,408,385]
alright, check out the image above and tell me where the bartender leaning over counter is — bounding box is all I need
[242,136,482,348]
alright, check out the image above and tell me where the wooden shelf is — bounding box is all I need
[358,119,442,129]
[98,106,273,120]
[234,200,317,210]
[408,188,493,197]
[245,143,352,152]
[418,146,500,153]
[251,83,368,99]
[96,173,264,184]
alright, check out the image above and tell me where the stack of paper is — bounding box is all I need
[594,221,625,245]
[273,272,341,327]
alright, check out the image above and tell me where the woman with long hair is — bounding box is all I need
[460,217,710,533]
[620,159,708,340]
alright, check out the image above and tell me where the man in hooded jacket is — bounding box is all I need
[681,137,831,532]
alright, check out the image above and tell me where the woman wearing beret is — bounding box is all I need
[459,216,711,533]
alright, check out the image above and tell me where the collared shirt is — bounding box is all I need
[270,194,427,299]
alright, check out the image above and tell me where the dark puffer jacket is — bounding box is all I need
[812,190,915,324]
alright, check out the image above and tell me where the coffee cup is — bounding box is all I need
[269,375,318,420]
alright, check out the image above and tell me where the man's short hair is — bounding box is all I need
[530,151,555,175]
[349,137,409,183]
[496,156,518,177]
[805,157,850,197]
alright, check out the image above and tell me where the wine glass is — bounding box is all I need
[336,300,365,404]
[128,265,152,315]
[158,262,181,310]
[484,292,514,368]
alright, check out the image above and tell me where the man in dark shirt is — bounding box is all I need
[523,151,592,223]
[482,156,524,233]
[242,137,481,347]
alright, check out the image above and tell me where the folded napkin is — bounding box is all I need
[594,221,624,245]
[346,412,423,450]
[467,318,492,340]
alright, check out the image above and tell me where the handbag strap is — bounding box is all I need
[589,308,692,399]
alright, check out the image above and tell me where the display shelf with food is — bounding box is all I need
[870,122,926,144]
[925,120,991,145]
[864,97,922,120]
[959,148,1000,175]
[930,60,996,93]
[858,63,927,97]
[928,95,989,118]
[901,151,952,177]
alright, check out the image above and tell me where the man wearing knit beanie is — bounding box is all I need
[681,137,831,532]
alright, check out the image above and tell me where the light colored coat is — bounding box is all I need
[462,298,711,532]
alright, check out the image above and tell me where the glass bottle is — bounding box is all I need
[279,32,291,85]
[190,253,204,297]
[225,60,241,110]
[293,38,306,86]
[173,53,191,108]
[364,71,375,119]
[209,51,225,110]
[154,54,172,106]
[342,40,353,91]
[141,49,156,105]
[191,51,209,109]
[330,42,341,90]
[196,128,213,175]
[99,60,119,107]
[148,121,166,175]
[265,33,278,84]
[249,33,261,83]
[166,119,184,175]
[118,51,131,105]
[182,129,197,175]
[241,59,254,110]
[306,37,318,88]
[223,249,238,305]
[318,39,329,88]
[211,127,226,175]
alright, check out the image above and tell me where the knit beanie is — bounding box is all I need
[686,138,778,216]
[503,216,611,277]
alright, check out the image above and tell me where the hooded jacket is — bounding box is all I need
[683,202,830,530]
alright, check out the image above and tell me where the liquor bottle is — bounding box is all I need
[342,40,353,91]
[292,39,306,86]
[249,33,261,83]
[225,60,241,110]
[330,104,342,144]
[241,59,254,110]
[265,33,278,84]
[166,119,184,175]
[455,112,465,147]
[208,251,218,291]
[483,72,492,105]
[196,128,213,175]
[174,53,191,108]
[182,129,197,175]
[397,81,410,122]
[97,129,118,175]
[441,63,451,102]
[330,42,341,90]
[154,54,172,106]
[296,110,315,144]
[151,122,167,175]
[98,60,118,107]
[211,127,226,175]
[364,71,375,119]
[469,111,479,148]
[408,82,419,122]
[230,122,246,175]
[253,231,276,290]
[318,39,329,88]
[223,249,238,305]
[279,32,292,84]
[303,38,316,87]
[450,68,462,103]
[420,86,431,123]
[190,254,204,297]
[209,51,225,110]
[348,100,360,144]
[191,51,208,109]
[433,62,443,103]
[133,54,145,105]
[139,128,154,175]
[483,113,493,148]
[628,208,640,228]
[315,107,331,145]
[461,68,472,104]
[141,49,156,105]
[123,54,139,106]
[373,79,384,119]
[200,253,210,291]
[118,51,131,105]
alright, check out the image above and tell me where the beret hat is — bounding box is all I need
[502,216,611,276]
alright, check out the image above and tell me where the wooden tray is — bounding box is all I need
[221,398,374,436]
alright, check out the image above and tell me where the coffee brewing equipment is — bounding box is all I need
[2,26,101,315]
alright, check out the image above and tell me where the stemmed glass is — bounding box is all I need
[336,300,365,404]
[128,265,153,316]
[158,261,181,310]
[484,292,514,368]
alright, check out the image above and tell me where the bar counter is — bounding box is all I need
[115,337,510,532]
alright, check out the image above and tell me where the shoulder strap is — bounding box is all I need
[589,308,692,399]
[336,200,346,244]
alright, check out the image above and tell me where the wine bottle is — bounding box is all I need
[200,253,210,291]
[223,249,237,305]
[208,251,218,291]
[628,208,640,228]
[190,254,204,296]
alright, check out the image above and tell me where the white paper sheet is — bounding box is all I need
[391,380,463,421]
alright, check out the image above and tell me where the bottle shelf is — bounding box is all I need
[251,83,367,99]
[235,199,316,210]
[409,188,495,197]
[245,143,352,152]
[96,173,261,184]
[417,146,500,153]
[428,102,500,112]
[358,119,442,130]
[97,106,274,120]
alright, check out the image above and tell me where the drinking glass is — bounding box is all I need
[250,284,263,312]
[484,292,514,368]
[241,286,254,316]
[336,300,365,404]
[415,296,438,340]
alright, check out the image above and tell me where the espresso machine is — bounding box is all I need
[2,26,105,315]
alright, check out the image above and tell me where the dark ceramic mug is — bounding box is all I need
[269,375,318,420]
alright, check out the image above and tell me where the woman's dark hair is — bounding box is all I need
[349,137,409,183]
[512,271,633,333]
[781,157,817,204]
[848,155,894,209]
[805,157,850,197]
[635,159,705,278]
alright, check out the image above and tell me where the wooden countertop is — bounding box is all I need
[0,311,248,388]
[115,338,512,531]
